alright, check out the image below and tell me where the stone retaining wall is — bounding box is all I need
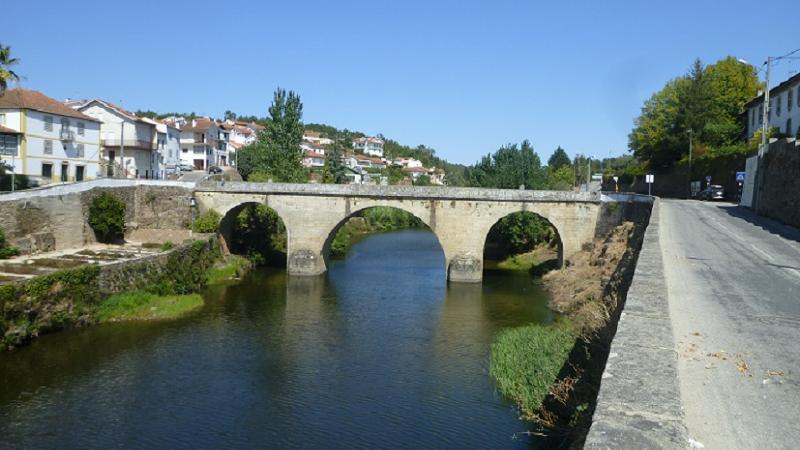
[584,199,689,448]
[0,182,193,255]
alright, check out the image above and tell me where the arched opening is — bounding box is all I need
[218,202,288,267]
[482,211,562,277]
[322,206,445,272]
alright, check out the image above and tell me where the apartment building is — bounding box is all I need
[0,88,102,184]
[77,99,161,178]
[744,72,800,139]
[179,117,219,170]
[352,136,384,157]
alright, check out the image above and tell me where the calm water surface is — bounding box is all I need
[0,230,554,449]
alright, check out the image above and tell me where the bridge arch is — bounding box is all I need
[480,210,564,275]
[217,201,289,265]
[320,204,447,271]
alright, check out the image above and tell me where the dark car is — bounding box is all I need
[208,166,223,174]
[699,184,724,201]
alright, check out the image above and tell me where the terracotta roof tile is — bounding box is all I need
[0,88,101,122]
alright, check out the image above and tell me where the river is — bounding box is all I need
[0,230,554,449]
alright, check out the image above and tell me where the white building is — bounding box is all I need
[178,117,219,170]
[303,150,325,168]
[77,99,161,178]
[0,88,102,184]
[392,156,423,168]
[303,130,334,146]
[352,136,384,157]
[744,72,800,139]
[142,118,181,177]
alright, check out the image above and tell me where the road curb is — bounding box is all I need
[584,199,689,449]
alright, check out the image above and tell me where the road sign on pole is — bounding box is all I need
[645,174,654,196]
[736,171,746,182]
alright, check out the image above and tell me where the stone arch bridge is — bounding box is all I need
[196,182,609,282]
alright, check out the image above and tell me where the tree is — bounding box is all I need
[322,144,347,184]
[0,44,20,94]
[88,193,126,243]
[547,146,571,170]
[629,56,761,171]
[414,174,432,186]
[467,140,544,189]
[237,88,306,182]
[224,110,237,121]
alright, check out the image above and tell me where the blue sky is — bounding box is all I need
[3,0,799,164]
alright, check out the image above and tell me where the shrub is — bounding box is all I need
[88,192,126,243]
[160,241,175,251]
[490,323,576,419]
[0,226,20,259]
[193,210,222,233]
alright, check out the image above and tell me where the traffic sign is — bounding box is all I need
[705,175,712,183]
[645,174,654,183]
[736,171,746,182]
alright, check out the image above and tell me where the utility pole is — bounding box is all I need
[687,128,693,198]
[120,122,125,179]
[760,56,772,157]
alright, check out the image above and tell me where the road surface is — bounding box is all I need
[659,199,800,449]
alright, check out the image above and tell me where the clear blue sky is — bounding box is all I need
[4,0,798,165]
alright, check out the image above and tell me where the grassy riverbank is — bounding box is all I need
[96,292,204,322]
[95,255,253,323]
[490,222,643,439]
[490,323,576,419]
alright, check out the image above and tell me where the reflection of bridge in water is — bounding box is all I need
[196,182,611,282]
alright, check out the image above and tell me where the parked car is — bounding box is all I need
[208,166,223,175]
[180,163,195,172]
[699,184,725,201]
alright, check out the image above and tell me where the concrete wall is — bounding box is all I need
[195,182,604,282]
[0,180,194,254]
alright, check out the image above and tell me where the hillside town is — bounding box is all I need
[0,87,446,187]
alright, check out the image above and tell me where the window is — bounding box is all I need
[759,105,763,124]
[77,143,85,158]
[0,134,17,155]
[0,113,5,125]
[789,89,793,112]
[44,115,53,131]
[751,109,755,128]
[61,118,70,129]
[788,119,793,136]
[42,163,52,178]
[182,148,188,153]
[44,139,53,154]
[777,94,782,117]
[77,122,85,136]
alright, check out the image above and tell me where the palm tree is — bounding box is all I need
[0,44,20,95]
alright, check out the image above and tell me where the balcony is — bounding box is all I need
[101,139,157,150]
[60,129,75,142]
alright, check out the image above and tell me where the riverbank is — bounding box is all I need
[95,255,253,323]
[0,238,231,351]
[490,220,647,446]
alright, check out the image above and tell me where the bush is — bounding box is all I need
[88,192,126,243]
[490,324,576,419]
[0,226,20,259]
[160,241,175,251]
[193,210,222,233]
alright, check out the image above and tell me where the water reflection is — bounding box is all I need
[0,230,551,449]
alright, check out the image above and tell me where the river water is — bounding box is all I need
[0,230,554,449]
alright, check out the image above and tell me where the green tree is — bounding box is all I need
[322,144,347,184]
[224,110,237,121]
[88,193,126,243]
[0,44,20,94]
[230,204,286,266]
[237,88,306,182]
[629,56,761,171]
[414,174,432,186]
[547,146,571,170]
[467,140,544,189]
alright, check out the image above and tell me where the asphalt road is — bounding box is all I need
[659,199,800,449]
